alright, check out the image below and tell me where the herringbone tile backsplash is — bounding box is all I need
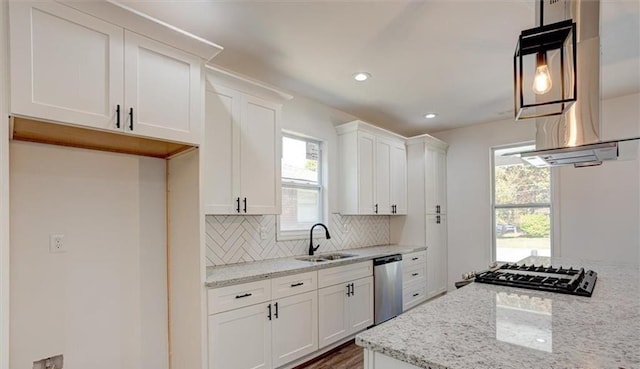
[205,214,390,266]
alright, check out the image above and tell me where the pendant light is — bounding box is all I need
[514,0,577,120]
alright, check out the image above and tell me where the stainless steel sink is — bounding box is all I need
[296,256,329,263]
[320,253,356,260]
[296,253,356,263]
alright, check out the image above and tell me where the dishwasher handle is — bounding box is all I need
[373,254,402,266]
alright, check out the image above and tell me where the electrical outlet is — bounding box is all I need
[260,227,268,240]
[343,223,349,233]
[49,234,66,253]
[33,354,63,369]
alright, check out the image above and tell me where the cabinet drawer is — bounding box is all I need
[402,251,426,267]
[208,279,271,315]
[318,261,373,288]
[271,271,318,299]
[403,283,427,311]
[403,263,426,286]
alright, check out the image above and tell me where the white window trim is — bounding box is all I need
[490,142,555,263]
[277,133,327,241]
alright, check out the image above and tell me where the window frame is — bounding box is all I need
[277,133,327,241]
[490,142,557,263]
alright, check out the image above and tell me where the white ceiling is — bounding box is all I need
[124,0,640,137]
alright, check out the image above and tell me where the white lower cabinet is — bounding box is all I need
[318,276,374,349]
[208,273,318,369]
[209,302,272,369]
[402,251,428,311]
[271,291,318,367]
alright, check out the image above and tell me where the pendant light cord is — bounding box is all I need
[539,0,544,27]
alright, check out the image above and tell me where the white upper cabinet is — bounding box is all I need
[358,131,377,214]
[337,121,407,215]
[123,31,202,144]
[240,95,281,214]
[10,2,124,130]
[390,141,408,214]
[426,146,447,215]
[9,1,207,145]
[204,67,291,215]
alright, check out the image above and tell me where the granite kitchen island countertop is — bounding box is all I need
[205,244,426,288]
[356,256,640,369]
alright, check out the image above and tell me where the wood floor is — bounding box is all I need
[296,341,363,369]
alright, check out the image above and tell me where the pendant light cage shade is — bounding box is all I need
[514,20,577,120]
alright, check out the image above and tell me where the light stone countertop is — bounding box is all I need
[356,256,640,369]
[205,244,426,288]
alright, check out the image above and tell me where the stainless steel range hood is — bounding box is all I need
[519,0,639,168]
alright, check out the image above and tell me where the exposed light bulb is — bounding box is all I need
[532,52,552,95]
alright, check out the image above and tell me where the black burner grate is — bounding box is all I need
[474,263,597,297]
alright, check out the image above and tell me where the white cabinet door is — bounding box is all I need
[426,214,447,298]
[203,86,242,214]
[271,291,318,367]
[124,30,202,144]
[9,1,124,131]
[318,283,350,348]
[375,139,392,215]
[426,147,446,214]
[348,276,374,334]
[358,132,376,215]
[390,142,407,215]
[436,150,447,214]
[239,95,281,215]
[209,303,272,369]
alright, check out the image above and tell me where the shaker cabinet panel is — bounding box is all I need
[240,95,281,215]
[337,121,407,216]
[427,214,448,298]
[318,283,350,348]
[204,82,281,215]
[357,132,377,215]
[124,31,202,144]
[271,291,318,367]
[348,276,374,333]
[9,2,204,145]
[10,1,124,130]
[375,139,392,215]
[390,142,408,215]
[208,303,272,369]
[204,86,241,214]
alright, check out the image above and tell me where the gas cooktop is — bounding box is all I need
[474,263,598,297]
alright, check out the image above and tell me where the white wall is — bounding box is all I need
[9,142,168,369]
[430,93,640,290]
[0,1,9,368]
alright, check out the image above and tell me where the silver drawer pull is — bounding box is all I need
[411,273,419,277]
[291,282,304,287]
[235,293,252,299]
[413,293,420,297]
[412,257,419,261]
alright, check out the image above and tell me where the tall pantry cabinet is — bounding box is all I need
[393,134,449,299]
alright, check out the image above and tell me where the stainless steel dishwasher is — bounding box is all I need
[374,254,403,325]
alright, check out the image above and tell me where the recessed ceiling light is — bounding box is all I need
[535,338,547,343]
[424,113,438,119]
[353,72,371,82]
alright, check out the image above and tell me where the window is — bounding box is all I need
[492,144,552,262]
[279,134,324,238]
